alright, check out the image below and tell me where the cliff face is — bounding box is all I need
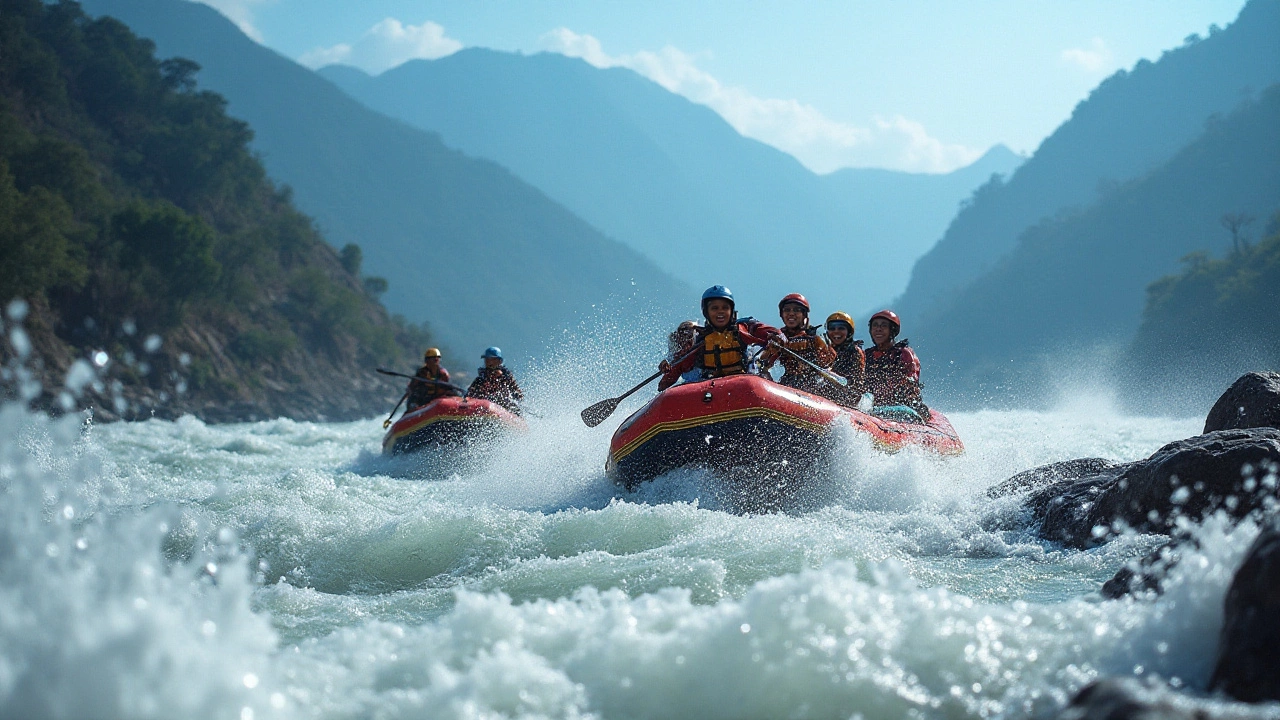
[0,0,425,422]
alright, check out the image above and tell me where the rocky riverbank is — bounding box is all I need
[997,372,1280,717]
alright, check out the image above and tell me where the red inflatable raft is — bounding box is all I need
[382,396,526,455]
[605,374,963,489]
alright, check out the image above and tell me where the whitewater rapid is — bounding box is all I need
[2,369,1260,719]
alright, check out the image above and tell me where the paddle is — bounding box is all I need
[580,345,702,427]
[375,367,468,396]
[383,390,409,429]
[768,339,849,388]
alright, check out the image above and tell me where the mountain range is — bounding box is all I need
[82,0,690,362]
[920,82,1280,405]
[899,0,1280,323]
[319,51,1022,316]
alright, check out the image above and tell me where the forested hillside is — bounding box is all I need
[82,0,690,358]
[914,84,1280,406]
[320,49,1021,313]
[1121,214,1280,412]
[898,0,1280,321]
[0,0,429,421]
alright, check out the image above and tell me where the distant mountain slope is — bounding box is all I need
[898,0,1280,321]
[81,0,688,360]
[319,50,1021,315]
[1121,212,1280,413]
[918,83,1280,405]
[0,0,428,422]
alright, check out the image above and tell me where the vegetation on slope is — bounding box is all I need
[1121,214,1280,413]
[0,0,431,421]
[914,83,1280,407]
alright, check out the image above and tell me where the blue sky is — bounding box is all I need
[202,0,1247,173]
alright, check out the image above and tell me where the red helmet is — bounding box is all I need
[778,293,810,314]
[869,309,901,334]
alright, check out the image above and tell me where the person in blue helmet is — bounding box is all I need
[466,347,524,414]
[658,285,782,391]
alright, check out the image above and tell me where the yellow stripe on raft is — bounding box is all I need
[385,413,501,444]
[611,406,831,464]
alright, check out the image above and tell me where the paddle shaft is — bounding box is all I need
[376,367,467,395]
[383,390,409,429]
[768,340,848,387]
[580,344,703,427]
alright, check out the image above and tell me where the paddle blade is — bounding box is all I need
[581,397,621,427]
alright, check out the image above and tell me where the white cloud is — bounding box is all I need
[299,19,463,75]
[1061,37,1113,73]
[542,28,981,174]
[199,0,270,42]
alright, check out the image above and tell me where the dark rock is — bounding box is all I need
[1211,517,1280,703]
[987,457,1128,499]
[1100,536,1199,599]
[1032,429,1280,548]
[1205,373,1280,434]
[1058,678,1276,720]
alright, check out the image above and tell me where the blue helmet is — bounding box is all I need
[482,346,503,359]
[700,285,734,317]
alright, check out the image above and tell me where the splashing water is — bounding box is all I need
[3,349,1256,719]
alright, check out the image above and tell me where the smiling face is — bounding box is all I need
[780,303,807,330]
[870,318,896,347]
[826,323,849,346]
[704,298,734,329]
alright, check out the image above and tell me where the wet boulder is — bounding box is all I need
[986,457,1128,499]
[1210,517,1280,703]
[1031,429,1280,548]
[1205,372,1280,434]
[1057,678,1275,720]
[1100,536,1196,599]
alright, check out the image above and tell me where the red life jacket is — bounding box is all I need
[864,340,920,405]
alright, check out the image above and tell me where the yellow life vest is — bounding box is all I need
[702,329,746,376]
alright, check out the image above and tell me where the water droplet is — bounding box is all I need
[243,673,259,689]
[206,562,218,575]
[45,543,59,557]
[62,505,74,520]
[740,623,751,634]
[240,707,255,720]
[134,597,148,611]
[6,299,29,321]
[92,351,109,368]
[202,620,217,637]
[144,334,162,352]
[270,694,286,709]
[122,319,137,336]
[10,328,32,358]
[75,537,87,550]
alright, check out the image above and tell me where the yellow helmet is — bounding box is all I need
[423,347,442,359]
[825,312,855,333]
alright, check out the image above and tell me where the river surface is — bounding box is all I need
[1,368,1263,719]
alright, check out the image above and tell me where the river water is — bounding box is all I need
[2,358,1264,719]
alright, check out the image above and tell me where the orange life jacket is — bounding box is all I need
[702,329,746,377]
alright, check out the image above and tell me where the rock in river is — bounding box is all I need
[1210,517,1280,703]
[1030,429,1280,548]
[1204,372,1280,434]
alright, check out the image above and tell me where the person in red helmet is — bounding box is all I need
[759,293,837,394]
[864,310,927,416]
[658,285,782,391]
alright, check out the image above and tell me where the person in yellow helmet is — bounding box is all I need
[820,311,865,404]
[406,348,459,411]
